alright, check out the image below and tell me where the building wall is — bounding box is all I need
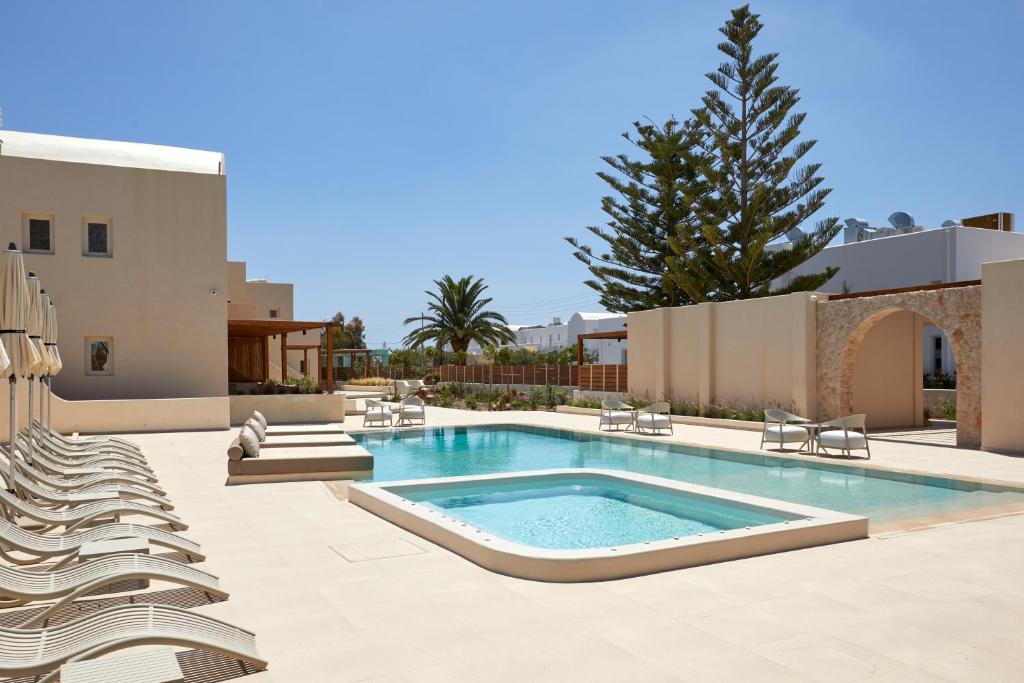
[777,226,1024,295]
[628,293,817,416]
[0,154,227,400]
[981,258,1024,453]
[226,261,316,381]
[852,310,925,429]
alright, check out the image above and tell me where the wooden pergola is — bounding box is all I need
[228,319,334,391]
[576,328,627,365]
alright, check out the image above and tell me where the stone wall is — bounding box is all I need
[816,286,981,447]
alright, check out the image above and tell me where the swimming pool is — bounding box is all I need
[350,469,867,581]
[403,474,794,549]
[353,425,1024,527]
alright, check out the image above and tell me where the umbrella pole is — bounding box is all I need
[26,377,33,465]
[45,377,51,430]
[7,377,15,493]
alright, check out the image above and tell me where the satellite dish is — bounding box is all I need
[888,211,915,229]
[785,227,805,242]
[940,219,961,228]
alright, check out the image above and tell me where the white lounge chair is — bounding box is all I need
[1,455,166,496]
[29,427,146,462]
[0,517,204,567]
[816,414,871,459]
[599,400,636,432]
[364,399,393,427]
[0,488,185,534]
[33,420,144,454]
[14,471,174,511]
[761,409,812,452]
[635,402,673,435]
[0,603,266,682]
[397,396,426,426]
[17,434,156,476]
[0,553,227,626]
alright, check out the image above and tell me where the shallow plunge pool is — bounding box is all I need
[349,470,867,581]
[402,476,793,550]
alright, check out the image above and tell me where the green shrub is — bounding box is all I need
[527,386,543,410]
[348,376,393,387]
[923,372,957,389]
[935,395,957,420]
[464,394,478,410]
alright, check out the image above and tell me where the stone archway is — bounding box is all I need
[816,285,981,447]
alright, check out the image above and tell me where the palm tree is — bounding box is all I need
[403,276,516,362]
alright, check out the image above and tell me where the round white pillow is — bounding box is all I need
[239,425,261,458]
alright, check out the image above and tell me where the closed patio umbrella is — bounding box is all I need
[0,244,41,489]
[24,274,45,464]
[44,299,61,428]
[38,291,51,431]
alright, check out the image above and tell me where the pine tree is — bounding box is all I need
[566,118,704,312]
[669,4,840,302]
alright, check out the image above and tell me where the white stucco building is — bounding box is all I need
[567,312,627,365]
[777,219,1024,377]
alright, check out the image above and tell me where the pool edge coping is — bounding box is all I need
[349,468,868,583]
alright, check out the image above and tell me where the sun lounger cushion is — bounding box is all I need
[252,410,268,429]
[636,413,671,429]
[818,430,868,449]
[239,426,261,458]
[764,424,809,443]
[246,418,267,442]
[226,445,373,479]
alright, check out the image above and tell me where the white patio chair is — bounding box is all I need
[0,603,266,682]
[364,399,393,428]
[0,517,204,567]
[393,380,413,397]
[599,400,636,432]
[397,396,425,427]
[816,414,871,459]
[0,488,185,534]
[0,553,228,626]
[761,408,811,452]
[635,402,673,435]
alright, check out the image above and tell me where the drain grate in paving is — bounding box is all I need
[330,538,427,562]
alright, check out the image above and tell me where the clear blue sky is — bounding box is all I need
[2,1,1021,347]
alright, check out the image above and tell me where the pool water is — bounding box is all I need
[355,426,1024,525]
[399,477,793,550]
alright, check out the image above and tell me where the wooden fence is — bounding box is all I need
[438,364,628,393]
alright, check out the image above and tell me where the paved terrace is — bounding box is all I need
[46,408,1024,682]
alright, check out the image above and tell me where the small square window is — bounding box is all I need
[269,308,280,319]
[22,213,55,254]
[85,337,114,376]
[82,217,112,257]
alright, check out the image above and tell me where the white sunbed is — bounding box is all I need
[0,603,266,682]
[0,553,227,627]
[0,517,204,567]
[0,488,185,534]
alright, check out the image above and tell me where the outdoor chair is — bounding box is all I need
[393,380,414,397]
[0,553,227,627]
[13,438,159,485]
[635,402,673,435]
[11,468,174,511]
[761,409,812,452]
[0,517,204,567]
[599,400,636,432]
[364,399,393,428]
[0,488,185,534]
[0,452,166,497]
[33,421,144,456]
[30,425,146,461]
[816,414,871,459]
[16,434,156,476]
[397,396,426,426]
[0,603,266,682]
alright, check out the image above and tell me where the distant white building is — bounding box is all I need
[777,212,1021,377]
[567,312,627,365]
[465,312,627,364]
